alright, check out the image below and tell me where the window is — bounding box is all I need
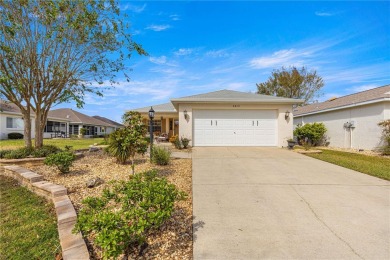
[147,120,161,133]
[69,125,79,135]
[6,117,24,129]
[169,119,173,131]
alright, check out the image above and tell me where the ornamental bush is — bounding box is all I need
[32,145,62,157]
[74,170,186,259]
[44,152,75,173]
[3,147,34,159]
[378,120,390,155]
[293,122,327,146]
[8,132,23,139]
[151,146,171,165]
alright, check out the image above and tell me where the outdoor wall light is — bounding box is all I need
[184,109,189,120]
[285,111,290,120]
[148,106,155,120]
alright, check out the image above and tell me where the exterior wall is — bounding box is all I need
[293,102,388,150]
[0,113,36,140]
[178,103,293,147]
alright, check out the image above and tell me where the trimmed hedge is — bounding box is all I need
[8,133,24,139]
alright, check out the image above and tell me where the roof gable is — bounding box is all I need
[171,89,304,103]
[294,85,390,116]
[132,102,176,113]
[49,108,114,127]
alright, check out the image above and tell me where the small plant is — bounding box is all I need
[4,147,34,159]
[180,137,190,149]
[8,132,24,139]
[74,170,186,259]
[79,128,87,136]
[174,137,182,149]
[64,145,73,152]
[0,150,13,159]
[32,145,61,157]
[151,146,171,165]
[44,152,75,173]
[300,138,312,151]
[169,134,178,143]
[378,120,390,155]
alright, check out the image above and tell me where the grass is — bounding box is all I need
[305,149,390,181]
[0,176,61,259]
[0,138,105,150]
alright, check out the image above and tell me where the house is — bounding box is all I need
[0,101,119,139]
[293,85,390,150]
[48,108,118,136]
[132,89,303,147]
[92,116,124,129]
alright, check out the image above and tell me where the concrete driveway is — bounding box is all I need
[192,147,390,259]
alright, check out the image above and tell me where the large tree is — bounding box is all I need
[0,0,146,148]
[256,66,324,105]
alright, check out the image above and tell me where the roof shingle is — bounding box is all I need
[293,85,390,116]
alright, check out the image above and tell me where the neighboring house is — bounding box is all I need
[92,116,124,129]
[49,108,117,136]
[293,85,390,150]
[0,100,70,140]
[0,101,118,139]
[132,89,303,147]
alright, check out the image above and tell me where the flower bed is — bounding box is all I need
[27,151,192,259]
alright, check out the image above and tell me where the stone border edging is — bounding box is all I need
[0,152,84,166]
[0,165,89,260]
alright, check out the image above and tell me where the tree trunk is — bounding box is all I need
[21,110,32,149]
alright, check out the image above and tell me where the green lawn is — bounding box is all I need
[305,149,390,181]
[0,138,105,150]
[0,176,61,259]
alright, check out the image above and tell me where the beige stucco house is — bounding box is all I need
[133,90,303,147]
[293,85,390,150]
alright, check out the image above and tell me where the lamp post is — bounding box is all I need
[148,106,155,161]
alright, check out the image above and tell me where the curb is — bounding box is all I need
[0,165,89,260]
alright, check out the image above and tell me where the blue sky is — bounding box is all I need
[57,1,390,123]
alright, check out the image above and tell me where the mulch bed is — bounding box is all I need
[27,151,193,259]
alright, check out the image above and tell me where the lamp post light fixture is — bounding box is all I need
[183,109,188,120]
[148,106,155,161]
[285,111,290,120]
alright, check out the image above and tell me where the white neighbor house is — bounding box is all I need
[133,89,304,147]
[293,85,390,150]
[0,101,122,140]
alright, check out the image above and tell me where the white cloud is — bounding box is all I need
[149,56,167,65]
[348,84,379,93]
[250,49,310,69]
[174,48,194,56]
[145,24,171,32]
[206,49,230,58]
[170,14,180,21]
[121,3,147,13]
[315,11,334,17]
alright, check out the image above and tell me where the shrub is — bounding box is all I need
[174,137,182,149]
[74,170,186,259]
[151,146,171,165]
[180,137,190,149]
[293,122,327,146]
[378,120,390,155]
[4,147,34,159]
[8,132,23,139]
[169,134,178,143]
[79,128,87,135]
[32,145,61,157]
[44,152,75,173]
[0,150,13,159]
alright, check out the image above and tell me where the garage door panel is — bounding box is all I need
[193,110,277,146]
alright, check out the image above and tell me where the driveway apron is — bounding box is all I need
[192,147,390,259]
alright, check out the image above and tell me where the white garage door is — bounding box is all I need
[193,110,277,146]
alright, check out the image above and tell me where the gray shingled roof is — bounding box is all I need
[294,85,390,116]
[92,116,124,127]
[0,100,23,114]
[132,102,177,113]
[49,108,114,127]
[171,89,304,103]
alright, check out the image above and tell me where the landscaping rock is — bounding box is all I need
[86,177,104,188]
[89,146,99,152]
